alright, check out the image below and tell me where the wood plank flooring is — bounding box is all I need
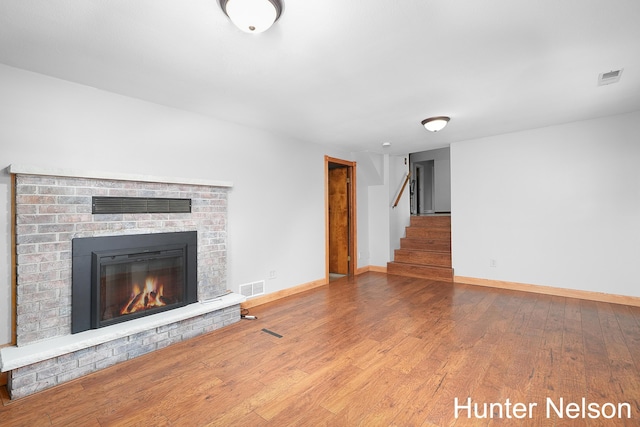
[2,272,640,426]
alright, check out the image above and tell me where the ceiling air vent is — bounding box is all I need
[598,69,623,86]
[92,197,191,214]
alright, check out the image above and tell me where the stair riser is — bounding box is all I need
[401,238,450,251]
[394,250,451,267]
[410,216,451,228]
[406,228,451,240]
[387,263,453,282]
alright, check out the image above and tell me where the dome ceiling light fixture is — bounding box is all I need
[219,0,283,33]
[421,116,450,132]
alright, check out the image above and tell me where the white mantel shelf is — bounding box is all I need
[6,164,233,188]
[0,293,245,372]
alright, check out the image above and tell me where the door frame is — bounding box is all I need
[414,163,422,214]
[325,156,357,281]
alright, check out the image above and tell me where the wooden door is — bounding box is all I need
[329,167,349,274]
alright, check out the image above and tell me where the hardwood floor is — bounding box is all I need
[2,272,640,426]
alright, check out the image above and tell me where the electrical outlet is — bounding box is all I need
[269,270,277,279]
[489,259,497,268]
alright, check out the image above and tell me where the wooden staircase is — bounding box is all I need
[387,215,453,282]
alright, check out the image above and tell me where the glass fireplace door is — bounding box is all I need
[98,249,186,327]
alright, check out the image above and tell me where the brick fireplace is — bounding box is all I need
[1,165,244,399]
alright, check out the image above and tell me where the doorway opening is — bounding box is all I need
[412,160,435,214]
[325,156,356,282]
[409,148,451,215]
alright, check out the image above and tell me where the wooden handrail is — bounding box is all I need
[392,172,411,208]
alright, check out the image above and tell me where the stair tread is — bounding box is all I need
[403,236,450,239]
[389,262,452,269]
[400,239,451,250]
[395,248,450,254]
[401,237,450,243]
[410,218,451,227]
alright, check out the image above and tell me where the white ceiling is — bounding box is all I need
[1,0,639,155]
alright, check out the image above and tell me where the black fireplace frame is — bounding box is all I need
[72,231,198,333]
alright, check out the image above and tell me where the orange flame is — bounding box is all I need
[120,276,166,315]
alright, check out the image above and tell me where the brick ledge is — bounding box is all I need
[0,293,245,372]
[6,163,233,188]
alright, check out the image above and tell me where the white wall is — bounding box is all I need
[367,153,410,266]
[451,111,640,297]
[0,64,370,344]
[352,150,388,267]
[367,154,390,267]
[389,155,411,259]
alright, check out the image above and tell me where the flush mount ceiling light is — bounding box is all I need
[219,0,283,33]
[421,116,450,132]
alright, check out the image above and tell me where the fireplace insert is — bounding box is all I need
[72,231,197,333]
